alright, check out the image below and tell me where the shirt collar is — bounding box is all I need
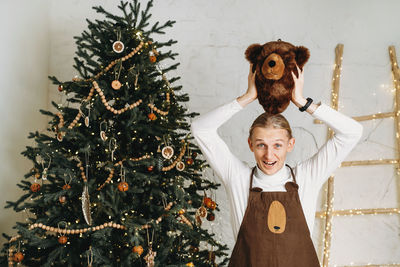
[254,161,290,185]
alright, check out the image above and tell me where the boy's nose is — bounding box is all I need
[265,148,274,159]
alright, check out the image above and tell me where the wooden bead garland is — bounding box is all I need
[28,221,126,233]
[161,140,187,171]
[92,81,143,115]
[97,168,115,191]
[77,161,87,183]
[7,235,21,267]
[96,155,152,191]
[85,41,145,82]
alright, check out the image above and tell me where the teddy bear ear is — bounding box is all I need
[245,44,263,64]
[295,46,310,68]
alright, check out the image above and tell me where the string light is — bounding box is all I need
[314,44,400,267]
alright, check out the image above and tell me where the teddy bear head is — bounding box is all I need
[245,39,310,114]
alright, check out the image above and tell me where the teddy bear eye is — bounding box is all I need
[268,60,276,67]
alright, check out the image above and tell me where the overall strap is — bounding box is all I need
[285,164,297,184]
[249,166,257,191]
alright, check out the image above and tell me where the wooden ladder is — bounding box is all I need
[314,44,400,267]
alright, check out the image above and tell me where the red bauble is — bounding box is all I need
[186,158,194,165]
[209,201,216,210]
[118,182,129,192]
[58,235,68,244]
[148,113,157,120]
[207,212,215,221]
[147,165,154,172]
[149,55,157,63]
[30,183,41,192]
[13,252,24,262]
[132,245,143,255]
[58,85,63,92]
[62,184,71,190]
[203,197,212,208]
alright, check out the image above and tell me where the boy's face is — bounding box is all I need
[248,126,295,175]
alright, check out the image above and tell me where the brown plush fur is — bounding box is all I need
[245,40,310,114]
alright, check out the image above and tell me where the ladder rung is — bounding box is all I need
[340,159,399,166]
[316,207,400,218]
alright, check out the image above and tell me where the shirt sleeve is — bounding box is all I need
[297,102,364,190]
[190,98,248,185]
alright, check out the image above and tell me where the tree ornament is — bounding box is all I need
[62,173,72,190]
[30,182,41,192]
[111,80,122,90]
[132,245,144,255]
[203,197,212,208]
[112,30,124,53]
[12,251,24,263]
[161,146,174,159]
[112,59,123,90]
[82,150,92,225]
[144,228,156,267]
[198,206,207,218]
[57,131,64,142]
[186,263,194,267]
[38,154,51,181]
[62,184,71,190]
[176,161,185,171]
[144,246,156,267]
[178,209,185,215]
[87,246,94,267]
[58,84,63,92]
[112,41,124,53]
[148,112,157,120]
[186,158,194,165]
[118,166,128,192]
[149,51,156,63]
[209,201,216,210]
[59,195,66,204]
[79,100,91,127]
[100,121,108,141]
[192,152,198,159]
[57,221,68,244]
[109,138,117,162]
[207,212,215,221]
[149,55,157,63]
[58,235,68,244]
[118,181,129,192]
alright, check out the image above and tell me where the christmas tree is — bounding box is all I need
[0,1,229,266]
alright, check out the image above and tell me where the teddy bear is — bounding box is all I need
[245,39,310,114]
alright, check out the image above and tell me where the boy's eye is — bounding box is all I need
[257,144,264,147]
[275,144,282,148]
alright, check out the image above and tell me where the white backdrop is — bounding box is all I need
[1,0,400,265]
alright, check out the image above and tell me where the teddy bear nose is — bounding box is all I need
[268,60,276,67]
[262,53,285,80]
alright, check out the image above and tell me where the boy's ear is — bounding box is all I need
[287,137,295,152]
[248,137,254,152]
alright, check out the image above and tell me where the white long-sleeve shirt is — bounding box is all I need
[190,98,363,241]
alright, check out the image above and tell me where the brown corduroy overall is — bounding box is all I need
[228,164,320,267]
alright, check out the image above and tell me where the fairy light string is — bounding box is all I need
[313,44,400,266]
